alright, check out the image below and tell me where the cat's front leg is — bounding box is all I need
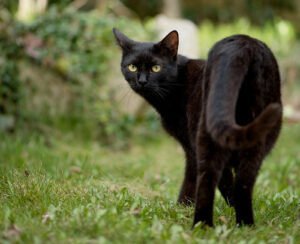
[178,150,197,205]
[193,161,225,227]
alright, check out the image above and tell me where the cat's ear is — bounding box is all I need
[113,28,135,52]
[154,30,178,60]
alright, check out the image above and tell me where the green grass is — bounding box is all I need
[0,123,300,243]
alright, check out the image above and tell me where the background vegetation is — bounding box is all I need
[0,0,299,243]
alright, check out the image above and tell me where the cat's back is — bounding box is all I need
[207,34,280,96]
[208,34,279,73]
[209,34,271,55]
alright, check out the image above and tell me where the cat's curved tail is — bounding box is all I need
[206,50,282,150]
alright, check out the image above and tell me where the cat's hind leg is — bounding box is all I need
[233,147,263,226]
[218,165,235,207]
[192,141,230,227]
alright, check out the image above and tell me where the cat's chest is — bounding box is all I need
[186,86,203,140]
[187,99,202,131]
[159,88,203,148]
[161,112,190,146]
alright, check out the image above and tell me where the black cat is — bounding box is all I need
[113,28,282,227]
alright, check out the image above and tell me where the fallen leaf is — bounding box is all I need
[284,235,290,244]
[219,216,228,224]
[3,225,22,239]
[130,208,141,215]
[181,232,190,240]
[109,185,116,191]
[270,217,278,226]
[155,174,161,180]
[24,170,30,177]
[70,166,82,174]
[42,213,51,224]
[24,33,43,59]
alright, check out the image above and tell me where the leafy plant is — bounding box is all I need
[198,18,296,58]
[0,10,24,115]
[0,7,155,146]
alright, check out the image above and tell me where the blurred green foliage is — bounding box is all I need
[121,0,162,18]
[198,18,296,58]
[0,0,19,14]
[0,11,23,115]
[0,7,155,147]
[0,61,20,114]
[183,0,295,25]
[48,0,74,10]
[121,0,297,27]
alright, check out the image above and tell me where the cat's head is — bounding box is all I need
[113,28,179,98]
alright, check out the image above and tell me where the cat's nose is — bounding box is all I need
[137,79,148,86]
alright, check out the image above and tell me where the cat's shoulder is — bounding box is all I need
[185,59,206,81]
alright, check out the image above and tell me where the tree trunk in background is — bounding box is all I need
[17,0,35,20]
[17,0,48,21]
[36,0,48,14]
[280,0,300,35]
[96,0,107,12]
[162,0,181,18]
[69,0,134,17]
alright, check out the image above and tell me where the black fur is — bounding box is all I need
[113,28,282,227]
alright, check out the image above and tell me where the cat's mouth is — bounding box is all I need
[133,85,168,101]
[131,84,156,96]
[133,85,151,94]
[129,81,167,98]
[129,81,148,91]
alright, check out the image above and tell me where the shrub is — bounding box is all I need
[0,10,24,116]
[0,7,156,146]
[198,18,296,58]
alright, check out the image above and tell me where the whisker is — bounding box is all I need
[117,89,131,103]
[161,82,188,86]
[111,83,131,89]
[126,90,135,112]
[157,87,170,97]
[154,87,167,101]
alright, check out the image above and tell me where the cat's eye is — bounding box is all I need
[128,64,137,72]
[152,65,161,72]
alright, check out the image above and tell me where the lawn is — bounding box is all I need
[0,123,299,243]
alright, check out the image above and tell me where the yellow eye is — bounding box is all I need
[152,65,161,72]
[128,64,137,72]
